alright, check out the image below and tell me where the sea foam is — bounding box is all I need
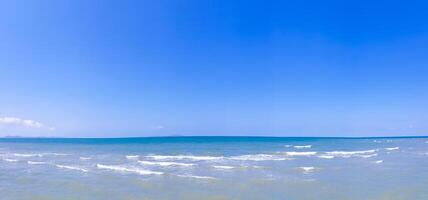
[96,164,163,175]
[43,153,70,156]
[298,167,316,173]
[230,154,290,161]
[13,153,42,157]
[325,150,376,158]
[146,155,223,161]
[285,152,317,156]
[294,145,312,149]
[3,158,18,162]
[213,165,235,170]
[318,155,335,159]
[138,160,194,167]
[358,153,378,158]
[126,155,139,160]
[177,174,217,180]
[28,161,46,165]
[56,165,88,172]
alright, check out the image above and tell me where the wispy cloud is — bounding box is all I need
[0,117,54,130]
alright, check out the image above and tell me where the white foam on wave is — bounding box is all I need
[285,151,317,156]
[318,155,335,159]
[297,166,316,173]
[294,145,312,149]
[284,145,292,147]
[27,161,46,165]
[96,164,163,175]
[138,160,194,167]
[230,154,291,161]
[43,153,70,156]
[79,157,91,160]
[213,165,235,170]
[126,155,139,160]
[13,153,42,157]
[385,147,399,151]
[177,174,217,180]
[3,158,18,162]
[374,160,383,164]
[56,165,88,172]
[325,150,376,158]
[358,154,378,158]
[146,155,223,161]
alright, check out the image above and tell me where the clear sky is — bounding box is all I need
[0,0,427,137]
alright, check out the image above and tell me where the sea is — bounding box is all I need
[0,136,427,200]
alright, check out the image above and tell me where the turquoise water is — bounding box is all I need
[1,136,427,200]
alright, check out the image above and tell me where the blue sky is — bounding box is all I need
[0,0,427,137]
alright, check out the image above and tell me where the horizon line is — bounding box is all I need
[1,135,427,139]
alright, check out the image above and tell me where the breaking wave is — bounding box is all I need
[3,158,18,162]
[284,152,317,156]
[230,154,291,161]
[212,165,235,170]
[27,161,46,165]
[297,166,316,173]
[96,164,163,175]
[13,153,42,157]
[137,160,194,167]
[294,145,312,149]
[324,150,376,158]
[146,155,223,161]
[56,165,88,172]
[176,174,217,180]
[126,155,139,160]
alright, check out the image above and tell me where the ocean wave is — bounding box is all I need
[42,153,70,156]
[358,154,378,158]
[325,150,376,158]
[297,166,316,173]
[146,155,223,161]
[284,151,317,156]
[137,160,194,167]
[27,161,46,165]
[284,145,292,147]
[318,155,335,159]
[176,174,217,180]
[230,154,291,161]
[56,165,88,172]
[294,145,312,149]
[13,153,42,157]
[126,155,139,160]
[212,165,235,170]
[385,147,399,151]
[96,164,163,175]
[374,160,383,164]
[79,157,91,160]
[3,158,18,162]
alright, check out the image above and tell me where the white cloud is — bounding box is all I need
[0,117,54,130]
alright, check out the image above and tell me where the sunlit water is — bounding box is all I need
[1,137,427,200]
